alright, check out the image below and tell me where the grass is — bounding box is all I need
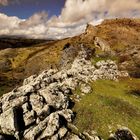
[73,78,140,139]
[91,53,118,66]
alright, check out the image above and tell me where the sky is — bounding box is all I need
[0,0,140,39]
[0,0,65,19]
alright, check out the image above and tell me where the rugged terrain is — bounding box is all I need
[0,18,140,139]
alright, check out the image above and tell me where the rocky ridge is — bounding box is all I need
[0,45,136,140]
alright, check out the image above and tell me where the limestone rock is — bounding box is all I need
[22,102,30,114]
[81,83,92,94]
[39,86,69,110]
[37,105,50,121]
[58,127,68,139]
[109,127,139,140]
[0,108,17,135]
[39,113,60,139]
[58,109,74,123]
[23,110,36,127]
[29,93,44,115]
[23,75,37,85]
[2,95,28,112]
[24,117,49,140]
[68,134,82,140]
[94,37,111,52]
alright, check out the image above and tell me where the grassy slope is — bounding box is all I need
[73,78,140,139]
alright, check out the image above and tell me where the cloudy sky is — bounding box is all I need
[0,0,140,39]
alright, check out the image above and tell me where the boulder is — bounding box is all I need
[58,127,68,139]
[58,109,74,123]
[29,93,44,115]
[37,105,50,121]
[39,86,69,110]
[23,117,49,140]
[38,113,60,139]
[22,102,31,114]
[80,84,92,94]
[0,107,24,138]
[2,96,28,112]
[109,127,139,140]
[23,110,36,127]
[23,75,37,86]
[94,37,111,52]
[68,134,82,140]
[0,107,19,136]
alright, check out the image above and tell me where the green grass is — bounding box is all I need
[91,54,118,65]
[73,78,140,139]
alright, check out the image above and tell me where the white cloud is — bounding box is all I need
[0,13,22,29]
[0,0,140,39]
[19,11,48,28]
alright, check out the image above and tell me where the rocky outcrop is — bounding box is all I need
[94,37,111,53]
[0,45,129,139]
[109,127,139,140]
[59,43,95,69]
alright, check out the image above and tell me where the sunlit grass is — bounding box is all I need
[73,78,140,139]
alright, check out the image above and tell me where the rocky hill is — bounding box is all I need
[0,18,140,139]
[1,18,140,94]
[0,46,138,140]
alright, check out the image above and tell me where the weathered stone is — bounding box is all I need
[17,85,35,96]
[30,93,44,114]
[68,134,82,140]
[22,102,30,114]
[94,37,111,52]
[0,46,129,140]
[39,113,60,139]
[109,127,139,140]
[37,105,50,120]
[23,75,37,85]
[81,83,92,94]
[23,110,35,127]
[2,96,28,112]
[39,87,69,110]
[58,127,68,139]
[0,108,17,135]
[24,117,49,140]
[58,109,74,123]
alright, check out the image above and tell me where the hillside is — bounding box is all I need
[1,18,140,94]
[0,18,140,139]
[0,37,47,50]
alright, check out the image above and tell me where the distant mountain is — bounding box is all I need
[0,37,51,50]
